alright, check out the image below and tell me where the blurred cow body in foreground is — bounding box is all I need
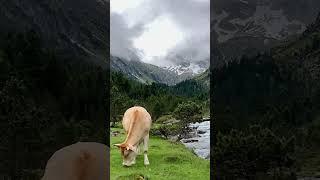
[41,142,109,180]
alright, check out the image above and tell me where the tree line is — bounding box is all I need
[110,71,208,122]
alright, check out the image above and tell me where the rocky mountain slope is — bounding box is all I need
[193,69,210,89]
[111,55,209,85]
[163,60,208,76]
[111,56,186,85]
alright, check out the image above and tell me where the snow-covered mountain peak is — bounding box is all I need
[163,62,207,76]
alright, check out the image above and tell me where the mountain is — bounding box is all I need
[169,69,209,98]
[111,56,195,85]
[213,10,320,131]
[193,69,210,89]
[161,53,209,77]
[0,0,109,66]
[212,0,320,68]
[163,60,208,76]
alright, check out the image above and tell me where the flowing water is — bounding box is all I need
[180,121,210,160]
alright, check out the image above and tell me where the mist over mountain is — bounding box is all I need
[0,0,208,85]
[111,0,210,75]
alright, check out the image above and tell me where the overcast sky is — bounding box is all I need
[110,0,210,67]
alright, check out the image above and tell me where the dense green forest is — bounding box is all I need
[0,30,108,178]
[213,13,320,179]
[110,71,209,123]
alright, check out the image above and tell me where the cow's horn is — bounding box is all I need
[114,143,122,147]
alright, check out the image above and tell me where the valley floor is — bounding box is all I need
[110,128,210,180]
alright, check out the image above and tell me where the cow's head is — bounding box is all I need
[114,143,138,166]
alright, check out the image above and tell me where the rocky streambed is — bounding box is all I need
[180,120,210,160]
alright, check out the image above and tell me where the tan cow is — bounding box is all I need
[41,142,109,180]
[114,106,152,166]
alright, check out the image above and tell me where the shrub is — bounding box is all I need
[155,114,174,124]
[173,101,202,134]
[150,123,181,138]
[214,125,296,179]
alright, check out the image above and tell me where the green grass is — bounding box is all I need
[110,128,210,180]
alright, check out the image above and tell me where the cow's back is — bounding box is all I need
[122,106,151,136]
[41,142,109,180]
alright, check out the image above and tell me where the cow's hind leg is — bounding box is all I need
[143,134,150,166]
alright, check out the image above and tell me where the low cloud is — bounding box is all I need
[110,0,210,65]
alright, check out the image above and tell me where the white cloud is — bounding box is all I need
[110,0,210,66]
[110,0,145,14]
[133,15,185,62]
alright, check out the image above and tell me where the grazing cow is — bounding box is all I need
[114,106,152,166]
[41,142,109,180]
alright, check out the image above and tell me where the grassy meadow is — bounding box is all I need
[110,128,210,180]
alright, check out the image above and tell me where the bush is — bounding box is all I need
[214,125,296,179]
[150,123,181,138]
[173,101,202,122]
[155,114,174,124]
[173,101,202,135]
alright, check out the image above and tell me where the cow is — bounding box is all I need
[114,106,152,167]
[41,142,109,180]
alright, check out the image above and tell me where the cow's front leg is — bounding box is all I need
[137,141,143,155]
[143,134,150,166]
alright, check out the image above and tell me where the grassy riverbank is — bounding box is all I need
[110,128,210,180]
